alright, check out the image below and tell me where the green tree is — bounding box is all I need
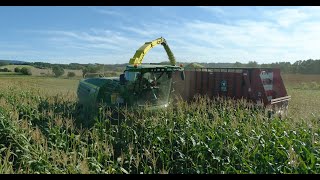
[233,62,243,68]
[184,63,204,69]
[82,65,103,77]
[14,67,21,73]
[247,61,258,68]
[0,61,9,66]
[52,66,65,77]
[67,72,76,78]
[20,67,32,75]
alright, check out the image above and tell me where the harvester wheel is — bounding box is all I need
[75,104,83,115]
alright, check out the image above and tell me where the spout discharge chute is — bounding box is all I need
[129,37,176,66]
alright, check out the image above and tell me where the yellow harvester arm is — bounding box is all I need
[129,37,176,66]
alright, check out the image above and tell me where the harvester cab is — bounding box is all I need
[77,37,184,109]
[119,64,184,108]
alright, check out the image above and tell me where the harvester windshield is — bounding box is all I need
[124,71,139,82]
[134,71,172,107]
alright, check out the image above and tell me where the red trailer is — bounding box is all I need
[172,68,291,117]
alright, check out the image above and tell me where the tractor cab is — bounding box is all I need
[119,64,184,108]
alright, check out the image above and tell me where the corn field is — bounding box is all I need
[0,77,320,174]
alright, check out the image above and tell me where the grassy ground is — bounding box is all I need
[0,76,79,97]
[282,74,320,120]
[0,65,83,77]
[0,74,319,174]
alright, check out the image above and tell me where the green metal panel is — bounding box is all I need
[77,64,184,109]
[77,77,120,107]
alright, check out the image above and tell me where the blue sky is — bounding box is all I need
[1,6,320,64]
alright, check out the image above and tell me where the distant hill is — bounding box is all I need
[180,62,235,68]
[1,64,83,77]
[184,63,204,69]
[160,61,235,68]
[0,59,28,65]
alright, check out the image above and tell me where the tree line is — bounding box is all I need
[185,59,320,74]
[2,59,320,75]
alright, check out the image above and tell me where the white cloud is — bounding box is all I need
[12,6,320,64]
[119,26,159,37]
[198,6,226,15]
[264,8,309,27]
[91,7,125,18]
